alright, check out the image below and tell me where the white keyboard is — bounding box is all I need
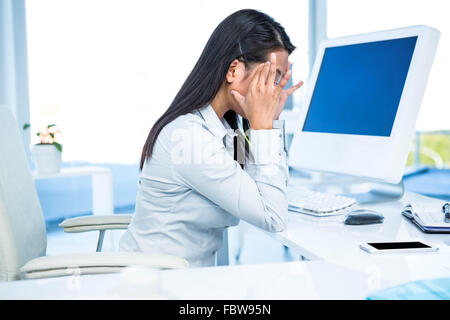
[288,187,357,216]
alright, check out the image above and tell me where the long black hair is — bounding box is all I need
[140,9,296,170]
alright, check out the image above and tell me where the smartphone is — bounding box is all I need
[359,241,438,254]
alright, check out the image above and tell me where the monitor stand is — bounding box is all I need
[289,168,405,204]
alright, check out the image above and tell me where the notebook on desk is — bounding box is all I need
[402,203,450,233]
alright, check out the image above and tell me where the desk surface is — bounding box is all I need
[0,253,449,300]
[262,190,450,281]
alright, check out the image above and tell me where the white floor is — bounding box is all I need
[46,219,296,266]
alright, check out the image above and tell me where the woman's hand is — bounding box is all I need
[274,62,304,120]
[230,53,291,130]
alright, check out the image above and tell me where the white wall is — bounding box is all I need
[25,0,309,164]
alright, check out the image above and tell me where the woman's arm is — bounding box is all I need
[171,125,287,232]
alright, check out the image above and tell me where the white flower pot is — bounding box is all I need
[31,144,62,174]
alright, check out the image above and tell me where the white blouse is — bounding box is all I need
[119,104,289,267]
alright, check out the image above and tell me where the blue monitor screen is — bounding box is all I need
[302,36,417,137]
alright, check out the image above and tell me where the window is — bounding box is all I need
[328,0,450,167]
[25,0,309,164]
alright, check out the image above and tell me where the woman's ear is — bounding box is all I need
[226,59,244,84]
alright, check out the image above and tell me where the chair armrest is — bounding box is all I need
[59,214,132,233]
[20,252,189,279]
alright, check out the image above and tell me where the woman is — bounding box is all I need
[119,9,303,267]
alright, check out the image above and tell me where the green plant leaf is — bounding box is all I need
[49,133,55,138]
[53,142,62,152]
[47,124,56,128]
[36,132,40,136]
[23,123,31,130]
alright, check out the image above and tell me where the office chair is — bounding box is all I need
[0,105,188,281]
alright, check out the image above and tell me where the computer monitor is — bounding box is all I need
[288,25,440,184]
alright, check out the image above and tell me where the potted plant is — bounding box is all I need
[23,123,63,174]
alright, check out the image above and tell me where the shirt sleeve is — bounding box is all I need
[170,126,288,233]
[245,128,289,227]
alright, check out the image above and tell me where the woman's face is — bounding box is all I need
[226,49,289,118]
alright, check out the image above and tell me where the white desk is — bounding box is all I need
[261,190,450,277]
[32,166,114,215]
[0,253,449,300]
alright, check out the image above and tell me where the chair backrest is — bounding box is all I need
[0,105,46,281]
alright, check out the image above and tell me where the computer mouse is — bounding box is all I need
[344,209,384,225]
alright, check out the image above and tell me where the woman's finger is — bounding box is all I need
[258,60,271,88]
[267,53,277,86]
[250,63,265,89]
[275,69,292,94]
[285,81,304,95]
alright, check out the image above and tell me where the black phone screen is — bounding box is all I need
[368,241,431,250]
